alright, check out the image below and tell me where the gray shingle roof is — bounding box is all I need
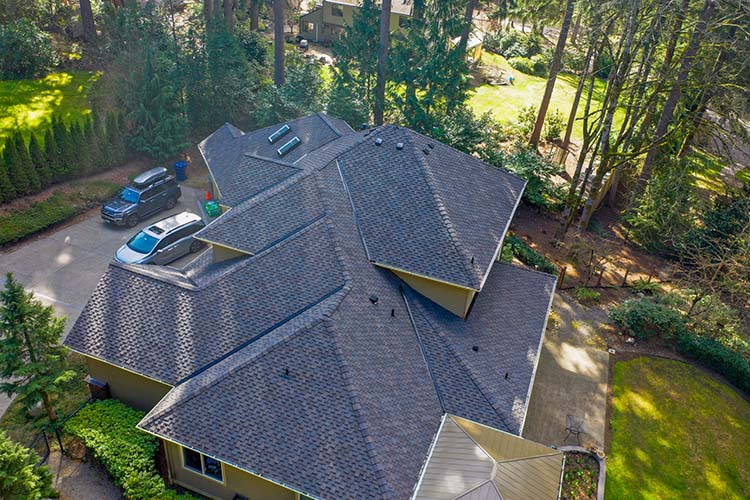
[67,115,555,500]
[337,126,525,289]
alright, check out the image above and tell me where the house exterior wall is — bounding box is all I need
[301,1,406,43]
[164,441,297,500]
[390,269,476,318]
[211,244,247,263]
[85,356,172,411]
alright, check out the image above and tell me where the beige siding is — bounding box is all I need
[86,357,172,411]
[212,244,247,263]
[390,269,476,318]
[323,2,405,32]
[164,441,296,500]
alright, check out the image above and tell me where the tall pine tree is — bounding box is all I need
[4,135,29,196]
[68,121,85,177]
[43,127,63,183]
[53,118,75,181]
[15,133,40,194]
[0,149,15,204]
[27,133,50,189]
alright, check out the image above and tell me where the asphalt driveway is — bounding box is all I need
[0,186,207,416]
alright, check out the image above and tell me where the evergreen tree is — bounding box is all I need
[27,133,50,188]
[52,118,74,181]
[43,127,62,183]
[80,117,95,175]
[0,274,76,422]
[68,121,85,177]
[127,50,187,160]
[0,149,16,204]
[0,430,55,500]
[14,133,39,194]
[4,136,29,195]
[89,110,105,172]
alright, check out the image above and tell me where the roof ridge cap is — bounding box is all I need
[244,152,301,168]
[324,320,395,499]
[402,132,481,288]
[316,111,343,137]
[110,262,199,290]
[495,452,563,464]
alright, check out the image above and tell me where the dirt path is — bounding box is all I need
[48,450,121,500]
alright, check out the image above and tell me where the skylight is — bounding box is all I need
[268,124,291,143]
[277,136,301,157]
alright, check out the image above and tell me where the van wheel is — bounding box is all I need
[190,239,203,253]
[165,197,177,210]
[126,214,139,228]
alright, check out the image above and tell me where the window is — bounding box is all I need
[304,21,315,32]
[331,3,343,17]
[144,184,165,200]
[182,447,224,482]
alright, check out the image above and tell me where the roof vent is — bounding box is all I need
[369,295,379,304]
[360,123,369,130]
[375,137,383,146]
[396,142,404,150]
[277,136,301,156]
[422,148,430,155]
[427,143,434,149]
[268,124,291,143]
[472,345,479,352]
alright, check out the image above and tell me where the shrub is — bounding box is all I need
[0,194,76,246]
[503,235,559,275]
[0,19,57,79]
[0,430,57,500]
[574,287,601,305]
[485,30,542,59]
[677,331,750,395]
[515,105,537,140]
[543,109,564,142]
[630,278,662,296]
[505,145,563,208]
[609,298,687,340]
[64,400,196,500]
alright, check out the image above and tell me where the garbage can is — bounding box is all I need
[173,161,188,181]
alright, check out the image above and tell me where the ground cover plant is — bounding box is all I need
[561,452,598,500]
[606,357,750,499]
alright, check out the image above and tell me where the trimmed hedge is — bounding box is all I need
[64,400,196,500]
[677,331,750,395]
[503,235,559,275]
[0,194,76,245]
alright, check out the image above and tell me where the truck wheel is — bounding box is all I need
[190,239,203,253]
[126,214,139,228]
[165,197,177,210]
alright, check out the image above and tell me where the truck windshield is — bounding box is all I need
[120,187,140,203]
[127,231,158,254]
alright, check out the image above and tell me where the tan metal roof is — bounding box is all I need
[413,415,564,500]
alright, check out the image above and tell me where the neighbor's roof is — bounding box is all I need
[66,114,555,500]
[327,0,414,16]
[414,415,564,500]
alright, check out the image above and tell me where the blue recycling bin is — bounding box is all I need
[173,161,188,181]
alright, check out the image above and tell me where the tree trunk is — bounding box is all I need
[42,392,57,422]
[374,0,392,125]
[250,0,259,30]
[529,0,576,147]
[560,39,595,157]
[213,0,223,20]
[636,0,715,194]
[224,0,235,32]
[274,0,285,86]
[457,0,478,55]
[204,0,213,21]
[80,0,96,42]
[571,9,582,46]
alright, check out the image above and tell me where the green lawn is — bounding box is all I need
[469,52,620,141]
[606,357,750,500]
[0,70,100,147]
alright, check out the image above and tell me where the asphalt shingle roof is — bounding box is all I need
[67,114,556,500]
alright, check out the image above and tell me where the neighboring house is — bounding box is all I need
[65,112,560,500]
[300,0,412,43]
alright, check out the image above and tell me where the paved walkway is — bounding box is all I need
[522,291,611,449]
[47,450,121,500]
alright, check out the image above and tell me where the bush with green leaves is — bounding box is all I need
[515,105,537,140]
[609,298,687,340]
[507,54,548,77]
[543,109,564,142]
[0,430,56,500]
[0,194,76,246]
[630,278,662,296]
[485,30,542,59]
[505,145,563,208]
[677,331,750,395]
[502,235,558,275]
[574,287,601,305]
[64,399,196,500]
[0,19,57,79]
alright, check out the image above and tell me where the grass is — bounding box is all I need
[0,353,90,447]
[0,70,101,148]
[0,179,121,246]
[606,357,750,500]
[469,52,621,142]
